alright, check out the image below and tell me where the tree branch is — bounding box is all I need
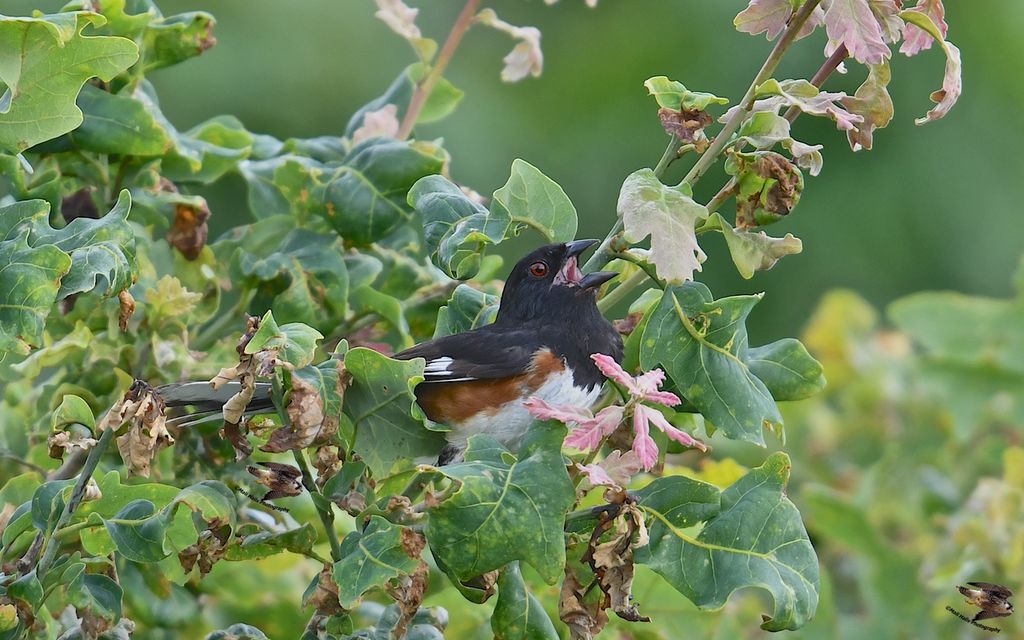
[397,0,481,140]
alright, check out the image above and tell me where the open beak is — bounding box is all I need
[564,238,599,258]
[558,239,617,291]
[578,271,617,290]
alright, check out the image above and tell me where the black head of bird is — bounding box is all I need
[495,239,617,325]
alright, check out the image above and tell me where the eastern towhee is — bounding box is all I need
[396,239,622,463]
[159,240,622,464]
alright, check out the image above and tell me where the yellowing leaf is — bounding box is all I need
[617,169,708,283]
[842,62,893,152]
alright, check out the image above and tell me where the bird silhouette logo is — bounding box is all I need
[947,581,1014,633]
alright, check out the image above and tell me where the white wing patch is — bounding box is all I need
[423,356,474,383]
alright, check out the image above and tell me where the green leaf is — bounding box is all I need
[644,76,729,111]
[245,310,323,369]
[142,9,216,71]
[204,624,270,640]
[333,516,423,608]
[5,570,43,612]
[173,480,236,527]
[491,562,558,640]
[433,285,498,338]
[67,572,123,626]
[617,168,708,283]
[746,338,826,401]
[350,285,412,349]
[30,479,74,532]
[0,229,71,355]
[841,61,893,152]
[640,284,823,443]
[703,212,802,279]
[29,190,136,299]
[70,84,173,155]
[76,471,188,556]
[102,499,176,563]
[426,424,574,584]
[0,12,138,153]
[409,175,509,280]
[52,393,96,433]
[636,453,819,631]
[240,138,445,245]
[345,63,463,136]
[738,111,791,149]
[492,159,578,244]
[224,523,318,562]
[343,347,443,477]
[230,225,349,330]
[162,115,254,184]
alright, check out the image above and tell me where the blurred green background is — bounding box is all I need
[4,3,1024,638]
[11,0,1023,341]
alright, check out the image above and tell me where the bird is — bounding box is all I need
[158,239,622,464]
[395,239,622,463]
[957,582,1014,623]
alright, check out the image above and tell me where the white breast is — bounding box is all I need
[445,367,601,452]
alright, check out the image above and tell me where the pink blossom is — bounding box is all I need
[637,405,707,452]
[591,354,680,406]
[632,410,660,470]
[525,354,705,473]
[524,398,623,451]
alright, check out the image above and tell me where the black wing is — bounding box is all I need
[395,327,545,383]
[968,582,1013,599]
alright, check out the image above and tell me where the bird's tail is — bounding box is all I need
[156,381,275,428]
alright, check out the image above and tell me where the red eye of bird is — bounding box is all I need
[529,261,548,278]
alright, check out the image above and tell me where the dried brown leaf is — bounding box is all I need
[305,565,346,615]
[386,564,429,639]
[261,374,325,453]
[559,565,608,640]
[658,106,712,144]
[167,198,211,260]
[117,289,135,331]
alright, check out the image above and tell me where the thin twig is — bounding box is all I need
[707,42,849,215]
[681,0,825,188]
[397,0,482,140]
[585,0,823,274]
[36,426,115,577]
[292,449,343,563]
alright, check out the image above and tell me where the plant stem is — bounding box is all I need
[586,2,822,275]
[597,269,647,313]
[706,41,849,216]
[36,426,115,578]
[292,449,343,563]
[397,0,481,140]
[652,134,680,178]
[681,0,824,189]
[612,252,665,290]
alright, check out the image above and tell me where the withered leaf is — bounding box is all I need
[658,106,712,145]
[102,381,174,478]
[178,523,230,577]
[117,289,135,332]
[385,564,429,639]
[304,565,345,615]
[559,565,609,640]
[167,198,211,260]
[261,374,325,453]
